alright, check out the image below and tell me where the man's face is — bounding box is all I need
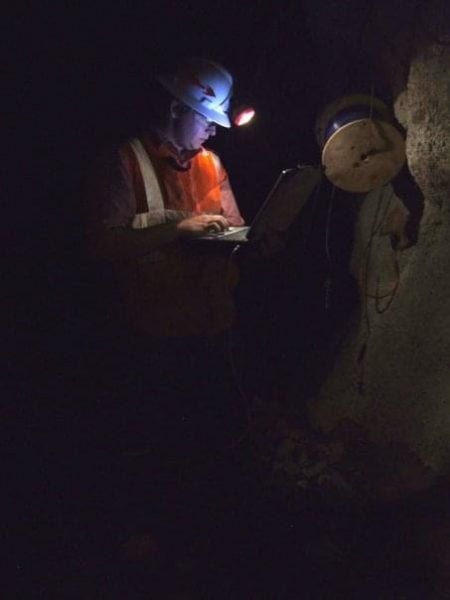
[172,106,217,151]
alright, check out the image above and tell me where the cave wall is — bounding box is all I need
[301,0,450,496]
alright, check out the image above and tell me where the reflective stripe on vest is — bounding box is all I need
[128,138,166,228]
[128,138,222,229]
[120,140,234,336]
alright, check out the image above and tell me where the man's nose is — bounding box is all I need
[206,123,216,136]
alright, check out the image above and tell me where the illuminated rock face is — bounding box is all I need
[397,43,450,201]
[301,0,450,500]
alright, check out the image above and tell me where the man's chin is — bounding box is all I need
[183,139,204,152]
[195,138,207,148]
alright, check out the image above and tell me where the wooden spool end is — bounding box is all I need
[316,95,406,193]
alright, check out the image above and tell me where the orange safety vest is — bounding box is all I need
[117,138,237,337]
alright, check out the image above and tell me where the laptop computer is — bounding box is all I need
[193,164,322,244]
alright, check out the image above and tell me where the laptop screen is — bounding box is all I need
[187,164,322,244]
[247,164,322,240]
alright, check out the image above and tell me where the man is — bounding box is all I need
[84,60,247,569]
[84,56,248,462]
[83,61,270,586]
[86,57,244,338]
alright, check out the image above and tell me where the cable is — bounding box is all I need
[303,170,325,251]
[357,186,399,393]
[224,243,281,472]
[323,184,336,311]
[325,184,336,268]
[225,243,253,406]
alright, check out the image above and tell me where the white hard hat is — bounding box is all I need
[158,58,233,128]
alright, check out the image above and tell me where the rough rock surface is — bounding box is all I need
[301,0,450,498]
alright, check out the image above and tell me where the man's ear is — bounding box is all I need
[170,100,188,119]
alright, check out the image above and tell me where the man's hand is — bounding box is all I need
[176,214,230,236]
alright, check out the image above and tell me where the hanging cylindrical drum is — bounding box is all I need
[315,94,406,193]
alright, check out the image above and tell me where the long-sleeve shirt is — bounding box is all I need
[85,133,243,336]
[86,133,243,241]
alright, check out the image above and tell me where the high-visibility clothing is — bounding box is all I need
[86,134,243,336]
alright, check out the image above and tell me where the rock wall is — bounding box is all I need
[301,0,450,497]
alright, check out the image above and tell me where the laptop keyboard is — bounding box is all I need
[202,226,249,239]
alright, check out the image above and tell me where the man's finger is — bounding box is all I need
[214,217,229,230]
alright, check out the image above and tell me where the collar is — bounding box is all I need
[144,131,202,170]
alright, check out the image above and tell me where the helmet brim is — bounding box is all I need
[159,75,232,128]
